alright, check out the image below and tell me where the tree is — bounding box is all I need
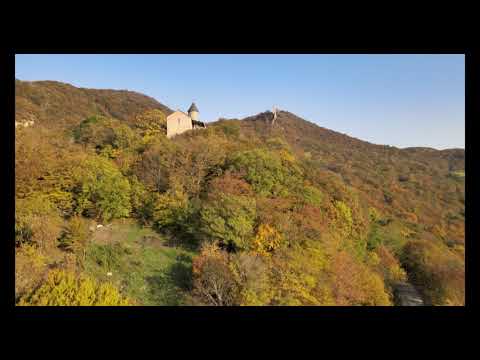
[191,243,240,305]
[199,193,256,251]
[134,109,167,134]
[73,115,141,154]
[401,240,464,305]
[229,252,273,305]
[18,269,131,306]
[374,245,407,285]
[251,224,283,256]
[227,148,302,197]
[72,157,132,222]
[330,250,391,306]
[153,188,191,230]
[58,216,90,265]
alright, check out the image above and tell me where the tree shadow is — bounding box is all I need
[161,231,199,252]
[145,261,193,306]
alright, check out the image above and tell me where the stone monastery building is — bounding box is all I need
[166,102,206,138]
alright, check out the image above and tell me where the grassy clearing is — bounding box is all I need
[84,220,196,305]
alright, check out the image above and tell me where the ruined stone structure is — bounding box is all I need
[166,102,206,138]
[15,120,35,128]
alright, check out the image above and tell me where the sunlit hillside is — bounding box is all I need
[15,80,465,306]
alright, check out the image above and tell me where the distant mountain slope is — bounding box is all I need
[209,110,465,246]
[15,79,173,127]
[236,110,464,173]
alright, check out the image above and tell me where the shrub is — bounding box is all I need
[15,193,62,250]
[18,269,131,306]
[300,185,324,207]
[15,245,48,300]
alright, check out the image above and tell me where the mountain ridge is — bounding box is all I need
[15,79,173,127]
[16,79,464,154]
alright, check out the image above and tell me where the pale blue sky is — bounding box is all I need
[15,54,465,149]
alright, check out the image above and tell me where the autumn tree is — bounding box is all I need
[251,224,283,256]
[227,148,302,197]
[15,193,63,251]
[72,157,132,222]
[191,243,240,305]
[199,193,256,251]
[58,216,90,265]
[401,240,464,305]
[18,269,132,306]
[330,250,391,306]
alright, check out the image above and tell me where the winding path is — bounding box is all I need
[393,282,424,306]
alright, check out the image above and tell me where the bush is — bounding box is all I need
[18,269,132,306]
[15,193,63,250]
[300,185,324,207]
[15,245,48,300]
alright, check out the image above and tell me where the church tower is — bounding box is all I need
[188,102,199,121]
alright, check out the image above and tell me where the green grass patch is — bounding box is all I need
[85,221,196,305]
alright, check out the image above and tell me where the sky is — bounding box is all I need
[15,54,465,149]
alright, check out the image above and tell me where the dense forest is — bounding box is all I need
[15,80,465,306]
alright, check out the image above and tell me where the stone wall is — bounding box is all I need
[166,111,193,138]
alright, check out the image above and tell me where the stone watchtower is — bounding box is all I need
[188,102,199,121]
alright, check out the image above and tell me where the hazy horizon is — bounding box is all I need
[15,54,465,150]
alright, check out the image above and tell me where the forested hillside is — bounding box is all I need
[15,79,172,127]
[15,80,465,306]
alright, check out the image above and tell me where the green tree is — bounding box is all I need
[73,157,132,222]
[227,148,302,197]
[59,216,90,265]
[200,193,256,251]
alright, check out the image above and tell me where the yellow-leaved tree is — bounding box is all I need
[18,269,132,306]
[252,224,283,256]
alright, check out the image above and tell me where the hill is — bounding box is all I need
[15,82,465,306]
[214,110,465,241]
[15,79,173,128]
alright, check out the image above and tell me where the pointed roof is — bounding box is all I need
[188,102,199,113]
